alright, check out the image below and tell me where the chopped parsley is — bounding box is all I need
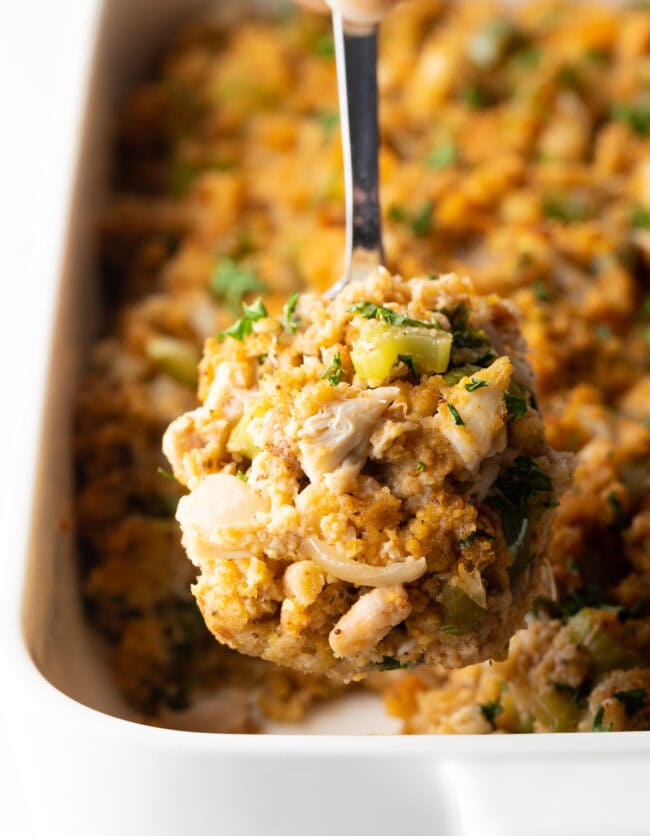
[388,202,434,237]
[631,205,650,229]
[460,83,493,109]
[426,141,457,169]
[441,302,490,352]
[612,101,650,137]
[322,352,343,386]
[348,301,441,330]
[542,194,589,224]
[533,280,551,302]
[465,377,489,392]
[396,353,419,379]
[614,688,646,716]
[313,32,335,58]
[428,273,440,281]
[217,297,269,342]
[459,530,495,549]
[281,291,301,334]
[607,491,629,530]
[315,110,339,133]
[376,656,413,671]
[555,681,590,710]
[443,364,480,385]
[592,705,613,732]
[504,389,528,421]
[157,466,178,482]
[447,403,465,426]
[479,698,503,729]
[236,470,248,483]
[210,258,268,315]
[416,461,426,473]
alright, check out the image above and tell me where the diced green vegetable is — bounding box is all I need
[351,323,452,386]
[532,689,580,732]
[227,400,266,459]
[441,584,486,635]
[566,609,641,674]
[592,705,613,732]
[443,364,480,385]
[146,337,199,387]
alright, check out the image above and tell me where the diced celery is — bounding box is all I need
[441,584,486,635]
[566,609,641,674]
[532,690,580,732]
[146,337,199,387]
[442,364,480,385]
[351,323,452,386]
[227,400,266,459]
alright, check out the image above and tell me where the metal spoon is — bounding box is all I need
[327,10,384,297]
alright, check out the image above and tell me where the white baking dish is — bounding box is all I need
[2,0,650,834]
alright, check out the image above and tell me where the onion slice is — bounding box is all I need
[303,536,427,587]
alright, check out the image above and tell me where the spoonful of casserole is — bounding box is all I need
[162,1,570,679]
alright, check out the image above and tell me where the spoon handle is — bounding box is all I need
[328,11,384,296]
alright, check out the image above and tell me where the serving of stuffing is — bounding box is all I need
[75,0,650,732]
[164,268,568,677]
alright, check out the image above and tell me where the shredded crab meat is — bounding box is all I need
[434,355,512,472]
[329,585,412,658]
[297,387,400,491]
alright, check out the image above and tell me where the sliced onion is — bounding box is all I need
[303,536,426,587]
[176,473,268,541]
[456,562,487,609]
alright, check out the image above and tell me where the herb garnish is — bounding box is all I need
[612,101,650,137]
[348,301,441,330]
[533,280,551,302]
[447,403,465,426]
[592,705,613,732]
[479,698,503,729]
[396,354,419,379]
[555,681,590,710]
[542,194,589,224]
[217,297,269,342]
[157,466,178,482]
[388,202,434,237]
[322,352,343,386]
[314,32,335,58]
[504,389,528,421]
[441,302,491,354]
[376,656,414,671]
[426,141,457,169]
[607,491,629,530]
[236,470,248,483]
[465,377,489,392]
[416,461,426,473]
[631,205,650,229]
[281,291,301,334]
[614,688,646,716]
[210,258,268,315]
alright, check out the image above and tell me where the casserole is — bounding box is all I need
[2,1,650,834]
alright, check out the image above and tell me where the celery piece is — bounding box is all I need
[146,337,199,387]
[441,584,486,636]
[566,609,641,674]
[351,323,452,386]
[532,690,580,732]
[227,401,266,459]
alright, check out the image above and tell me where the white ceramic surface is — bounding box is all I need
[1,1,650,835]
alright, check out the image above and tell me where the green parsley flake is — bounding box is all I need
[533,280,551,302]
[479,698,503,729]
[348,301,441,330]
[322,352,343,386]
[388,202,434,237]
[157,466,178,483]
[376,656,413,671]
[631,206,650,229]
[426,142,457,169]
[218,297,269,342]
[416,461,426,473]
[613,688,646,716]
[542,194,589,224]
[281,291,301,334]
[465,377,489,392]
[592,705,613,732]
[396,353,418,378]
[236,470,248,483]
[428,273,440,281]
[210,258,268,315]
[612,101,650,137]
[315,110,339,133]
[504,389,528,421]
[447,402,465,426]
[314,32,335,58]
